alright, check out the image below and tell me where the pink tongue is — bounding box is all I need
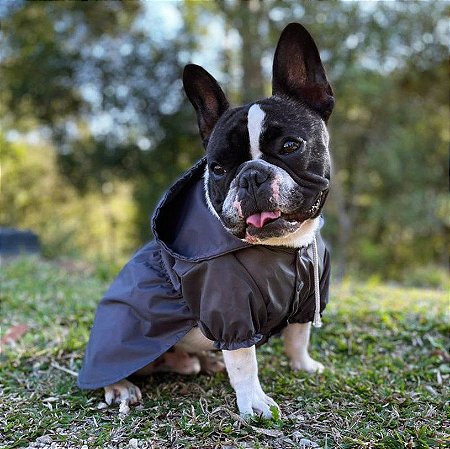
[246,210,281,228]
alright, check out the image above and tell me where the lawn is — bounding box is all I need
[1,257,448,449]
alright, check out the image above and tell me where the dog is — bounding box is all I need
[78,22,334,419]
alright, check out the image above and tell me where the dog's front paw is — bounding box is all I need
[291,356,324,374]
[236,384,280,419]
[104,379,142,406]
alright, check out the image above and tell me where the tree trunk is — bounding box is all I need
[235,0,266,103]
[332,171,352,280]
[221,0,267,103]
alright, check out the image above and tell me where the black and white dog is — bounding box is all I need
[79,22,334,419]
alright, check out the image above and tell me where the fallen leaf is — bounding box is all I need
[0,324,29,349]
[431,349,450,363]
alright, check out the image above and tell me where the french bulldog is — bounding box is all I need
[84,22,334,419]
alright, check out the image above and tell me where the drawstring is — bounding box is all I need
[312,235,323,328]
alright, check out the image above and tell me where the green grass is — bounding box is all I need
[1,257,449,448]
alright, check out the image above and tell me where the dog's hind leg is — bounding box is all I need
[103,348,201,410]
[283,322,324,373]
[104,379,142,406]
[134,347,201,376]
[175,326,224,374]
[197,352,225,374]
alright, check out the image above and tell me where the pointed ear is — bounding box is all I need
[183,64,229,147]
[272,23,334,121]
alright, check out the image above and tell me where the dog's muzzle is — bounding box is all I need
[219,160,329,241]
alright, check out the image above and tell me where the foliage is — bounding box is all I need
[1,258,448,448]
[1,0,140,128]
[0,135,137,263]
[0,1,448,280]
[186,0,449,280]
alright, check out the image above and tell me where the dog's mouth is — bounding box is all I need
[246,210,282,228]
[282,190,326,223]
[243,191,326,240]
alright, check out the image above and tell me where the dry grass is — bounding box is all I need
[1,257,449,448]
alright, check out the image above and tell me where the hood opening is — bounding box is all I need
[152,158,249,262]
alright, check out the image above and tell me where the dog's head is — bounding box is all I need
[183,23,334,246]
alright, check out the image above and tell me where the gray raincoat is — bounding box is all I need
[77,158,330,390]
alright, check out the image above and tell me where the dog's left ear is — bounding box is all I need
[272,23,334,121]
[183,64,230,147]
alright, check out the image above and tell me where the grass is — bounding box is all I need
[1,256,449,448]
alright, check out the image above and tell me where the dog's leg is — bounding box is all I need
[154,348,201,374]
[222,346,279,418]
[197,352,226,374]
[176,327,224,374]
[134,348,201,375]
[104,379,142,406]
[283,322,324,373]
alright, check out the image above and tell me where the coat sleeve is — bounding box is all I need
[178,253,268,350]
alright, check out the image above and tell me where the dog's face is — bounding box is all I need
[183,23,334,245]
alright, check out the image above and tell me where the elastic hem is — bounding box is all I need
[213,333,263,350]
[286,314,324,325]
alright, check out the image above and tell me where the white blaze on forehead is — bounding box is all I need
[247,104,265,159]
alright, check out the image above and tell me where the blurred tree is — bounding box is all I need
[1,0,448,281]
[1,1,140,128]
[0,134,137,262]
[1,1,202,244]
[184,0,448,279]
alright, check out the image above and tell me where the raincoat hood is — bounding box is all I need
[152,157,249,261]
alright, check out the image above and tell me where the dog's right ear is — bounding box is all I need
[183,64,229,148]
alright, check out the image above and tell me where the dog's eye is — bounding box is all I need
[280,139,304,155]
[211,163,227,176]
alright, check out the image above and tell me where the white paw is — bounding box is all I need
[104,379,142,406]
[236,384,280,418]
[291,356,325,374]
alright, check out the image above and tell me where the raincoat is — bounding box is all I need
[78,158,330,389]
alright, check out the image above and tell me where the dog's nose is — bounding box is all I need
[239,169,269,190]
